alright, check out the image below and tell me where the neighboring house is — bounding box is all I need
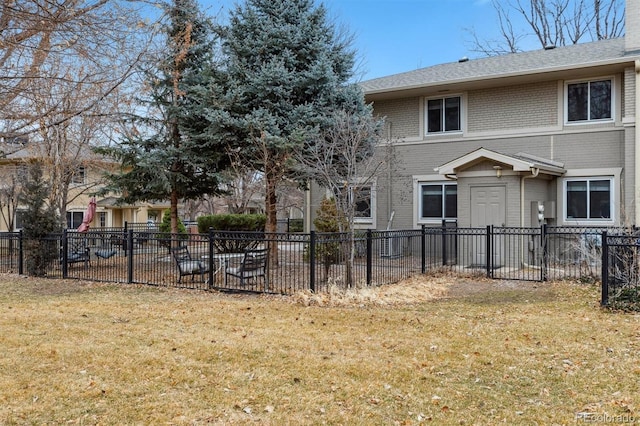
[308,0,640,232]
[0,141,169,231]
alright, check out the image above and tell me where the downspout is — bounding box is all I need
[305,185,311,233]
[520,167,540,228]
[521,167,540,270]
[387,122,393,223]
[635,60,640,225]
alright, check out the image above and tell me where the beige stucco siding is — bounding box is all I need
[372,97,421,139]
[467,82,558,132]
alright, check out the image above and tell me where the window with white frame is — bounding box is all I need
[426,96,461,134]
[71,166,86,185]
[14,210,27,230]
[419,182,457,221]
[352,185,373,221]
[564,178,613,221]
[67,211,84,229]
[566,78,612,123]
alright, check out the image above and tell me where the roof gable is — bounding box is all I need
[435,148,565,176]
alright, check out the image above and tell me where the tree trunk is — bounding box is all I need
[265,166,279,267]
[170,189,179,237]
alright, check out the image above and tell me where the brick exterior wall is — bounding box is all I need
[627,0,640,53]
[625,66,636,118]
[372,97,421,139]
[467,82,558,132]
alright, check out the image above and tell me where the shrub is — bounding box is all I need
[309,198,346,281]
[197,214,266,233]
[288,218,304,233]
[197,214,266,253]
[156,210,188,248]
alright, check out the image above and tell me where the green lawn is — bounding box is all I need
[0,275,638,425]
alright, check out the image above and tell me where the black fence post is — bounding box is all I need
[62,229,69,278]
[542,224,548,282]
[123,221,129,257]
[127,228,134,283]
[441,220,447,266]
[309,231,316,293]
[486,225,492,278]
[366,229,372,286]
[421,225,426,274]
[208,228,214,287]
[601,231,609,306]
[18,230,24,275]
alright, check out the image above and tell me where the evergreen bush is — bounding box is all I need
[19,164,62,276]
[156,210,188,249]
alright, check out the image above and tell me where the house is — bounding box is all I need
[0,141,169,231]
[308,0,640,233]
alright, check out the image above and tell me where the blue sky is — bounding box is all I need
[322,0,497,81]
[201,0,499,81]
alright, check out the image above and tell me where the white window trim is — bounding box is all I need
[322,180,377,229]
[413,175,457,226]
[14,209,27,231]
[71,166,86,185]
[424,94,464,136]
[353,181,376,228]
[558,168,621,226]
[67,211,85,229]
[564,76,616,125]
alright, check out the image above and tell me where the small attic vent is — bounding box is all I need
[458,56,469,63]
[544,44,556,50]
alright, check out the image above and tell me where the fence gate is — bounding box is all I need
[490,226,544,282]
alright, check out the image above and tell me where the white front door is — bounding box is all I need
[470,186,506,266]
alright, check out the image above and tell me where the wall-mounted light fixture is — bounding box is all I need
[493,165,503,178]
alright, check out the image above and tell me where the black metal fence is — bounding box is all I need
[601,232,640,310]
[0,225,638,306]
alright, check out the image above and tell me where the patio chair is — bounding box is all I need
[225,248,269,288]
[171,245,208,283]
[65,239,91,268]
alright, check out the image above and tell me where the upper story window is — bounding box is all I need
[71,166,86,185]
[419,182,457,221]
[16,164,29,180]
[565,177,613,221]
[426,96,461,134]
[566,78,612,123]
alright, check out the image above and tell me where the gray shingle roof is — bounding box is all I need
[361,38,634,94]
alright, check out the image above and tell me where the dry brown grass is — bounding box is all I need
[0,273,638,425]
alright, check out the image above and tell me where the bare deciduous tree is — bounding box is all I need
[296,108,386,287]
[0,164,25,231]
[26,71,115,225]
[0,0,157,141]
[1,0,160,228]
[466,0,625,56]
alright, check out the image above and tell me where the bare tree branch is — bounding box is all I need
[465,0,625,56]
